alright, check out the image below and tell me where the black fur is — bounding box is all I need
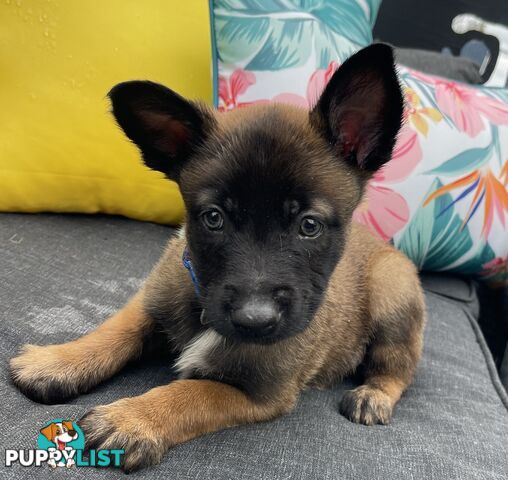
[310,43,403,173]
[109,80,214,181]
[9,369,81,404]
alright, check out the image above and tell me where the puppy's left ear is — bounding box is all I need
[40,423,56,441]
[109,81,215,181]
[310,43,403,174]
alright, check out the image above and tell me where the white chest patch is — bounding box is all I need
[174,329,223,377]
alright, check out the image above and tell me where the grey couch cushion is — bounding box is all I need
[394,47,484,84]
[0,213,507,479]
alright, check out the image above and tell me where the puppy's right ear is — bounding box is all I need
[109,81,214,181]
[310,44,403,175]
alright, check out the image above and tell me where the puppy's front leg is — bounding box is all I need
[340,251,425,425]
[80,379,296,472]
[10,291,151,404]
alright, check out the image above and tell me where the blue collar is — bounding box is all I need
[182,247,200,297]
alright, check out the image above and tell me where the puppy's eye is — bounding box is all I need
[299,217,323,238]
[202,209,224,231]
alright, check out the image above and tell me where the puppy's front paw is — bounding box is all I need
[79,401,166,473]
[339,385,393,426]
[9,344,83,404]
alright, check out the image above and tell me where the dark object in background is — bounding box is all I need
[477,283,508,369]
[374,0,508,85]
[501,341,508,388]
[394,47,483,83]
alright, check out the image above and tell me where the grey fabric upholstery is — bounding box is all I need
[394,47,484,84]
[1,213,507,479]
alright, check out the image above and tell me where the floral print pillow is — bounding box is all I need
[358,68,508,284]
[210,1,507,283]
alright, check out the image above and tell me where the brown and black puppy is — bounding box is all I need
[10,44,425,472]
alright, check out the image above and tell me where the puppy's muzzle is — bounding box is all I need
[229,287,292,337]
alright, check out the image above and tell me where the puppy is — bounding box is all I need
[10,44,425,472]
[40,421,78,468]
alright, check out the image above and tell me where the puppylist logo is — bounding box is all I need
[5,419,124,469]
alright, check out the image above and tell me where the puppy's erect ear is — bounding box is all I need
[109,81,214,181]
[40,423,57,441]
[310,43,403,174]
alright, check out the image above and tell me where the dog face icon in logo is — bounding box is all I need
[38,419,84,468]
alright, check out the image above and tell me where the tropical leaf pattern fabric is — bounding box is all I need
[392,68,508,284]
[214,0,379,70]
[210,1,507,283]
[212,0,381,106]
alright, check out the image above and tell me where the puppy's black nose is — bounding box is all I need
[231,298,280,335]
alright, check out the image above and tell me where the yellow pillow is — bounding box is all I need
[0,1,212,224]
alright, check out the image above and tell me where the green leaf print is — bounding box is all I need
[214,0,377,70]
[398,179,473,271]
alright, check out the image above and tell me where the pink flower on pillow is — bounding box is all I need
[380,124,422,183]
[409,69,508,137]
[481,256,508,277]
[218,69,256,111]
[270,61,339,109]
[353,174,410,242]
[306,61,340,108]
[352,127,418,242]
[436,83,508,137]
[352,114,423,241]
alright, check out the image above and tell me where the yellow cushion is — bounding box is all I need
[0,1,212,224]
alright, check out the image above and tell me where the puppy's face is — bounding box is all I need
[40,421,77,446]
[180,108,353,342]
[109,44,403,343]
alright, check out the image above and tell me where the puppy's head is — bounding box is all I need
[40,421,77,445]
[110,44,403,344]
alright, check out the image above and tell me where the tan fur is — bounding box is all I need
[10,292,151,400]
[81,379,294,471]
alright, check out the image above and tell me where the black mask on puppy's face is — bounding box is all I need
[109,44,404,344]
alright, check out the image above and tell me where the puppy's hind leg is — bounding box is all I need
[339,251,425,425]
[10,291,152,404]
